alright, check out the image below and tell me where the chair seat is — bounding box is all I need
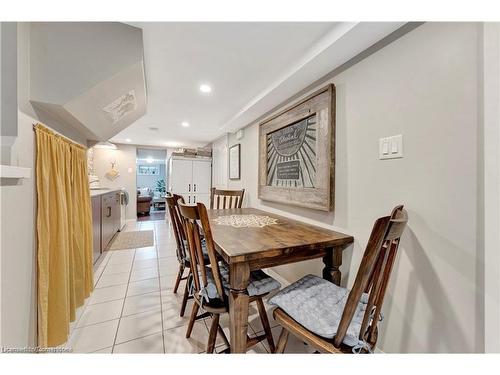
[268,274,369,347]
[219,263,281,297]
[199,264,281,303]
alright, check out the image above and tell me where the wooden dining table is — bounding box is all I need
[206,207,354,353]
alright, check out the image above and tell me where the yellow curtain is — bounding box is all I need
[35,124,94,347]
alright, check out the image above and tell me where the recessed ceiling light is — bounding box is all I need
[181,121,190,128]
[199,84,212,93]
[125,138,132,143]
[148,127,159,131]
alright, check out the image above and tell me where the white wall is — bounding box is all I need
[211,134,229,189]
[0,22,2,346]
[0,112,37,347]
[1,23,18,140]
[218,23,484,353]
[1,111,90,347]
[92,144,138,220]
[1,22,89,347]
[482,22,500,353]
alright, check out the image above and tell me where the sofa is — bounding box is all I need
[137,188,153,215]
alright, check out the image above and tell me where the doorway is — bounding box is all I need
[136,148,167,221]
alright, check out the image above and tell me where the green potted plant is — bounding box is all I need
[155,179,166,195]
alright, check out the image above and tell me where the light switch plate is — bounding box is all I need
[236,129,245,140]
[379,134,403,160]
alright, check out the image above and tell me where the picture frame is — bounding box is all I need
[229,143,241,180]
[258,84,335,211]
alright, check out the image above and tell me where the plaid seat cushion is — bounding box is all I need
[199,263,281,302]
[268,274,369,347]
[182,238,209,262]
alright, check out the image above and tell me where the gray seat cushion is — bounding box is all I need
[182,238,209,262]
[268,274,369,347]
[219,263,281,297]
[200,264,281,302]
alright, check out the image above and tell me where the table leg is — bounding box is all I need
[228,262,250,353]
[322,246,343,286]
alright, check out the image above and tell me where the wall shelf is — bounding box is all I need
[0,165,32,179]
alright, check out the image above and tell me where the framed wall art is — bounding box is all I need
[229,143,241,180]
[258,84,335,211]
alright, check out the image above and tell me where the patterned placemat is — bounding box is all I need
[213,214,278,228]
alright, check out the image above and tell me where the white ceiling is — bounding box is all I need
[111,22,405,148]
[136,147,167,164]
[30,22,147,142]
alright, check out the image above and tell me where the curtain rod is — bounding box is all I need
[32,123,87,149]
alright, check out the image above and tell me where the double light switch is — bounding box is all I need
[379,134,403,160]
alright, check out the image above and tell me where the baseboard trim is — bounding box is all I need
[264,268,291,287]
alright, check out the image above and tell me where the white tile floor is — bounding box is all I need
[65,218,314,353]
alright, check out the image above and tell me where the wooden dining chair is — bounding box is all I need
[270,205,408,354]
[166,194,193,317]
[178,201,280,353]
[210,188,245,209]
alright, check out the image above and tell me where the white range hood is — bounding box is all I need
[29,22,147,142]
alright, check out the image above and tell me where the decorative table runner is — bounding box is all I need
[213,214,278,228]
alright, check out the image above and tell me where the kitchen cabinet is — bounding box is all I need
[91,190,122,264]
[101,191,121,251]
[169,159,193,193]
[168,156,212,205]
[192,160,211,206]
[91,195,101,264]
[190,193,210,206]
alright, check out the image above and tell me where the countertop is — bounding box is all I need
[90,188,121,197]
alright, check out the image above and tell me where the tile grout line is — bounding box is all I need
[149,219,169,353]
[73,284,178,341]
[97,264,179,289]
[60,244,101,346]
[112,221,151,351]
[75,300,164,330]
[95,252,134,287]
[89,345,113,354]
[72,219,300,353]
[155,222,167,353]
[75,317,119,331]
[92,251,113,289]
[110,331,164,351]
[110,246,137,353]
[65,250,114,347]
[73,220,178,353]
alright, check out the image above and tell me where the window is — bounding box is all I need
[138,165,159,175]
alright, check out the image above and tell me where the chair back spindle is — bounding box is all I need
[210,188,245,209]
[178,202,226,304]
[166,194,188,263]
[333,205,408,349]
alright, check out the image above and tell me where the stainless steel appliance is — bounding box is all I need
[119,189,129,231]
